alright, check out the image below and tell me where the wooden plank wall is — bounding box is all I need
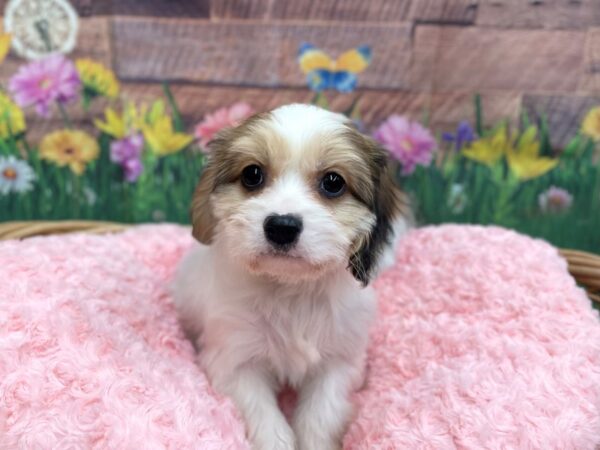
[1,0,599,147]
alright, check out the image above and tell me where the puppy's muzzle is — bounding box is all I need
[263,214,303,249]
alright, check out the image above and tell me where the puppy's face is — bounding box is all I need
[192,104,405,284]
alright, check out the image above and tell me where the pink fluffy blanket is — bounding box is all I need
[1,225,600,449]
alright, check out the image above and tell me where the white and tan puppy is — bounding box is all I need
[173,104,408,450]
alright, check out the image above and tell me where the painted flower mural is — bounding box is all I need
[9,54,80,117]
[39,129,99,175]
[0,156,35,194]
[462,125,558,180]
[582,107,600,141]
[538,186,573,214]
[110,134,144,182]
[195,102,254,149]
[0,92,26,139]
[373,115,436,175]
[443,121,476,152]
[0,45,596,256]
[76,58,119,108]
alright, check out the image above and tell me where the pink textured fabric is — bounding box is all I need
[1,225,599,448]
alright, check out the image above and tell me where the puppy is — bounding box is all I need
[173,104,409,450]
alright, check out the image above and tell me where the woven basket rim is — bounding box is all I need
[1,220,599,304]
[0,220,128,240]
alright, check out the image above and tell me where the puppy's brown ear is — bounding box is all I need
[190,120,250,244]
[191,160,217,244]
[348,139,407,285]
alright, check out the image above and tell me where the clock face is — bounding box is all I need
[4,0,79,60]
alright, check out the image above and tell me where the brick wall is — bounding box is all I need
[1,0,599,147]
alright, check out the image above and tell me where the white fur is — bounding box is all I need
[269,104,349,151]
[175,243,373,449]
[377,217,410,275]
[173,104,405,450]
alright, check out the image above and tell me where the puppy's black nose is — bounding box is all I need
[263,214,303,248]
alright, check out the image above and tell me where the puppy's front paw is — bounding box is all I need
[252,422,296,450]
[294,407,345,450]
[293,363,359,450]
[296,434,341,450]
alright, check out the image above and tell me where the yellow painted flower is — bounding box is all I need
[581,106,600,141]
[144,100,166,125]
[76,58,119,99]
[96,100,192,155]
[94,107,126,138]
[143,115,193,156]
[506,126,558,180]
[94,103,139,139]
[39,129,99,175]
[463,125,558,180]
[462,126,507,166]
[0,92,26,139]
[0,33,11,65]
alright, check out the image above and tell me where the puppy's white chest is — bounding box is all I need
[280,336,321,385]
[260,304,328,386]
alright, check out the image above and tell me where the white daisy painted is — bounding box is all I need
[0,155,35,194]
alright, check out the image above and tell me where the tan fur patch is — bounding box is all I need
[191,113,281,243]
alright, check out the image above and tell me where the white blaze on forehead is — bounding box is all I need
[269,104,349,155]
[260,172,312,216]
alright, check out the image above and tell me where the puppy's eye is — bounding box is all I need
[241,164,264,190]
[320,172,346,198]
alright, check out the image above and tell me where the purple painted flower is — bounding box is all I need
[442,121,476,151]
[9,54,81,117]
[373,115,436,175]
[122,158,144,183]
[110,133,143,163]
[538,186,573,214]
[110,133,144,182]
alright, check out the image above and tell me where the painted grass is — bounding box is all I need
[4,137,598,254]
[0,136,205,224]
[405,136,600,253]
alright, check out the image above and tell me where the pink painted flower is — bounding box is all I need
[195,102,254,149]
[373,115,436,175]
[9,54,81,117]
[538,186,573,214]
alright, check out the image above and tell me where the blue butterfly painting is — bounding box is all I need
[297,43,372,93]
